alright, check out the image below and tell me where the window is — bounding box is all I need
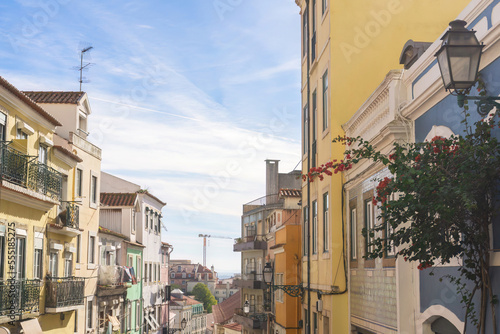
[275,273,284,302]
[136,256,141,282]
[90,175,97,205]
[34,248,43,279]
[64,253,72,276]
[365,200,374,255]
[74,310,79,333]
[127,303,132,331]
[76,235,81,263]
[16,129,28,139]
[351,207,357,260]
[75,169,82,197]
[311,0,316,62]
[132,210,136,233]
[303,104,309,154]
[38,144,48,164]
[323,192,329,252]
[145,263,149,283]
[87,298,93,329]
[0,235,4,280]
[313,312,318,334]
[88,235,96,265]
[49,252,58,277]
[153,263,157,282]
[302,7,308,58]
[303,206,309,256]
[312,200,318,254]
[322,0,327,14]
[171,272,175,279]
[322,70,329,131]
[136,301,140,329]
[312,90,317,167]
[145,211,149,230]
[15,237,26,279]
[150,214,153,230]
[0,112,6,141]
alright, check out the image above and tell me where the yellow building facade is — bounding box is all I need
[0,77,84,333]
[295,0,471,333]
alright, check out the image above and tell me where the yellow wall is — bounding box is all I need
[275,224,301,333]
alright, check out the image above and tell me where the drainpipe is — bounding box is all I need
[305,0,311,333]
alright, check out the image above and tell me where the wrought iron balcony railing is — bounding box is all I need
[0,279,41,317]
[45,277,84,310]
[0,141,62,200]
[60,202,79,229]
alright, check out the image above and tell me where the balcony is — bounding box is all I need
[233,234,267,252]
[0,279,41,323]
[45,277,84,313]
[235,270,267,290]
[0,142,62,206]
[50,202,81,237]
[243,194,283,214]
[234,308,266,330]
[97,266,133,297]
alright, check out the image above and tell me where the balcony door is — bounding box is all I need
[15,237,26,280]
[49,252,58,277]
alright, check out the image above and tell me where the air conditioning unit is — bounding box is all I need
[316,300,323,312]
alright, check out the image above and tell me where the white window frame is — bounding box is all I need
[88,232,96,269]
[365,200,374,255]
[38,144,48,164]
[136,301,140,330]
[322,69,329,131]
[323,192,329,252]
[86,296,94,330]
[75,167,83,198]
[312,200,318,255]
[90,172,98,209]
[351,208,357,260]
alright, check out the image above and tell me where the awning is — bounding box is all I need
[145,313,155,329]
[108,314,120,331]
[20,319,43,334]
[150,313,160,329]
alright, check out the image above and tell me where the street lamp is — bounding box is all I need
[168,318,187,334]
[243,300,250,314]
[262,262,304,298]
[435,20,500,115]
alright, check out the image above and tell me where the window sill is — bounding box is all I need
[89,202,98,210]
[321,251,330,259]
[350,260,358,268]
[88,264,96,270]
[321,127,330,140]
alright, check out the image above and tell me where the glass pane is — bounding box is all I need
[449,47,481,88]
[437,48,451,88]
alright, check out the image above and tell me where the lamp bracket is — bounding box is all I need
[271,284,304,298]
[457,94,500,117]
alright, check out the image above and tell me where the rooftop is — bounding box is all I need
[100,193,137,207]
[23,91,85,104]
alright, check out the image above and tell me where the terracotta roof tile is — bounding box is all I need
[213,290,241,324]
[223,323,242,331]
[0,76,61,126]
[22,91,85,104]
[100,193,137,207]
[99,226,129,240]
[279,188,301,198]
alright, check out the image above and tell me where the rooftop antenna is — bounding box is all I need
[79,46,93,92]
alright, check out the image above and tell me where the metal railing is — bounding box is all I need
[45,277,84,309]
[63,202,79,229]
[0,279,41,317]
[0,141,62,200]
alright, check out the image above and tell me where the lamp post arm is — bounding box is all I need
[271,285,304,298]
[457,94,500,116]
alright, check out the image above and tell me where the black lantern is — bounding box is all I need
[435,20,483,92]
[263,262,273,284]
[180,318,187,330]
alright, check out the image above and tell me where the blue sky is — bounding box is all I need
[0,0,302,274]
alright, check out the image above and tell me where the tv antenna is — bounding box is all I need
[78,46,93,92]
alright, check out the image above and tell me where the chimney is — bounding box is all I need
[265,160,280,197]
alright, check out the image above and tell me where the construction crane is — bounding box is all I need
[198,234,233,267]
